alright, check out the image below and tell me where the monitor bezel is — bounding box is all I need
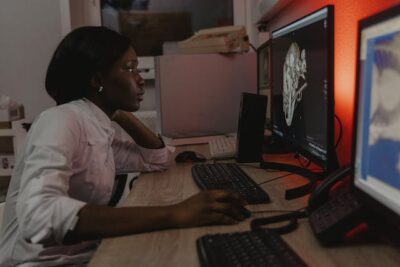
[270,5,336,172]
[257,39,272,129]
[352,3,400,232]
[257,39,272,94]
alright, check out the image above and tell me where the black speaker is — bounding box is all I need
[236,93,268,163]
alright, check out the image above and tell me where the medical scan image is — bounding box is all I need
[282,42,307,126]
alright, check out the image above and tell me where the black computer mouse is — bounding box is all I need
[239,206,252,218]
[175,151,206,163]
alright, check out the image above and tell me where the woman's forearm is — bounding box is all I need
[63,191,247,244]
[112,111,163,149]
[64,205,176,243]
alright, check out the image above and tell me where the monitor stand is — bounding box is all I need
[260,152,339,199]
[260,161,320,199]
[262,135,293,154]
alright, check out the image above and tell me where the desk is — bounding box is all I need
[89,145,400,267]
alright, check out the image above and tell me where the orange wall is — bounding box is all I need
[268,0,400,166]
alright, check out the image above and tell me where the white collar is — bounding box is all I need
[80,98,114,135]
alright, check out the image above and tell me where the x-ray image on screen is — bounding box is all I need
[283,42,308,126]
[272,10,331,163]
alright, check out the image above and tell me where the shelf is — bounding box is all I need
[0,129,15,137]
[140,70,155,80]
[138,56,155,80]
[0,169,12,176]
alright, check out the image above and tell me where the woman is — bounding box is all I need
[0,26,246,266]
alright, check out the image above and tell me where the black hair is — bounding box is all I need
[45,26,132,105]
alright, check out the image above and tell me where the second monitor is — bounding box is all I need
[270,5,338,173]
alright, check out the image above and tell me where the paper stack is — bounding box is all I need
[177,25,249,54]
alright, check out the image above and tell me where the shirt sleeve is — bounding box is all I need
[111,124,175,173]
[16,108,86,245]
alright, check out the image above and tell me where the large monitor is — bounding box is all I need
[271,6,337,173]
[353,4,400,232]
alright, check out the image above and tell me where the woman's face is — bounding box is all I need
[100,47,144,113]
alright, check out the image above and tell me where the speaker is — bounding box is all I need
[236,93,268,163]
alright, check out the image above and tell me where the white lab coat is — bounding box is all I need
[0,99,174,266]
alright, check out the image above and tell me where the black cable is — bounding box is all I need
[235,163,260,169]
[257,173,293,186]
[250,207,307,215]
[334,114,343,148]
[295,153,311,168]
[250,207,309,234]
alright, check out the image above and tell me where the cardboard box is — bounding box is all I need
[0,105,24,124]
[119,11,192,56]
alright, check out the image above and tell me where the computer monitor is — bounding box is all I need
[270,5,337,173]
[353,4,400,232]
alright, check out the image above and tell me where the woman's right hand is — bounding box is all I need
[170,190,248,228]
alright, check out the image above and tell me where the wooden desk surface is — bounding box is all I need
[89,145,400,267]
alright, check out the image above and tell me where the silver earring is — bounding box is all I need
[98,86,103,93]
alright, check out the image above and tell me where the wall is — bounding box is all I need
[0,0,70,122]
[264,0,400,166]
[69,0,101,31]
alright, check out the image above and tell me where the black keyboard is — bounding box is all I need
[197,229,308,267]
[191,163,270,204]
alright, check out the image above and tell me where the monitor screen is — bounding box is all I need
[353,4,400,227]
[271,6,336,171]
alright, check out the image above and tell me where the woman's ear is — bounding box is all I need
[90,73,103,91]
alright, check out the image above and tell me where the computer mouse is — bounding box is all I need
[239,206,252,218]
[175,151,206,163]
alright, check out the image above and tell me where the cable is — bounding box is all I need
[236,163,260,169]
[250,207,309,234]
[250,207,307,215]
[257,173,294,186]
[334,114,343,148]
[294,153,311,168]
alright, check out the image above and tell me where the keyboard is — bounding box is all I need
[209,136,237,159]
[191,163,270,204]
[197,229,308,267]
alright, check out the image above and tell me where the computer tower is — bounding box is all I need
[236,93,268,163]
